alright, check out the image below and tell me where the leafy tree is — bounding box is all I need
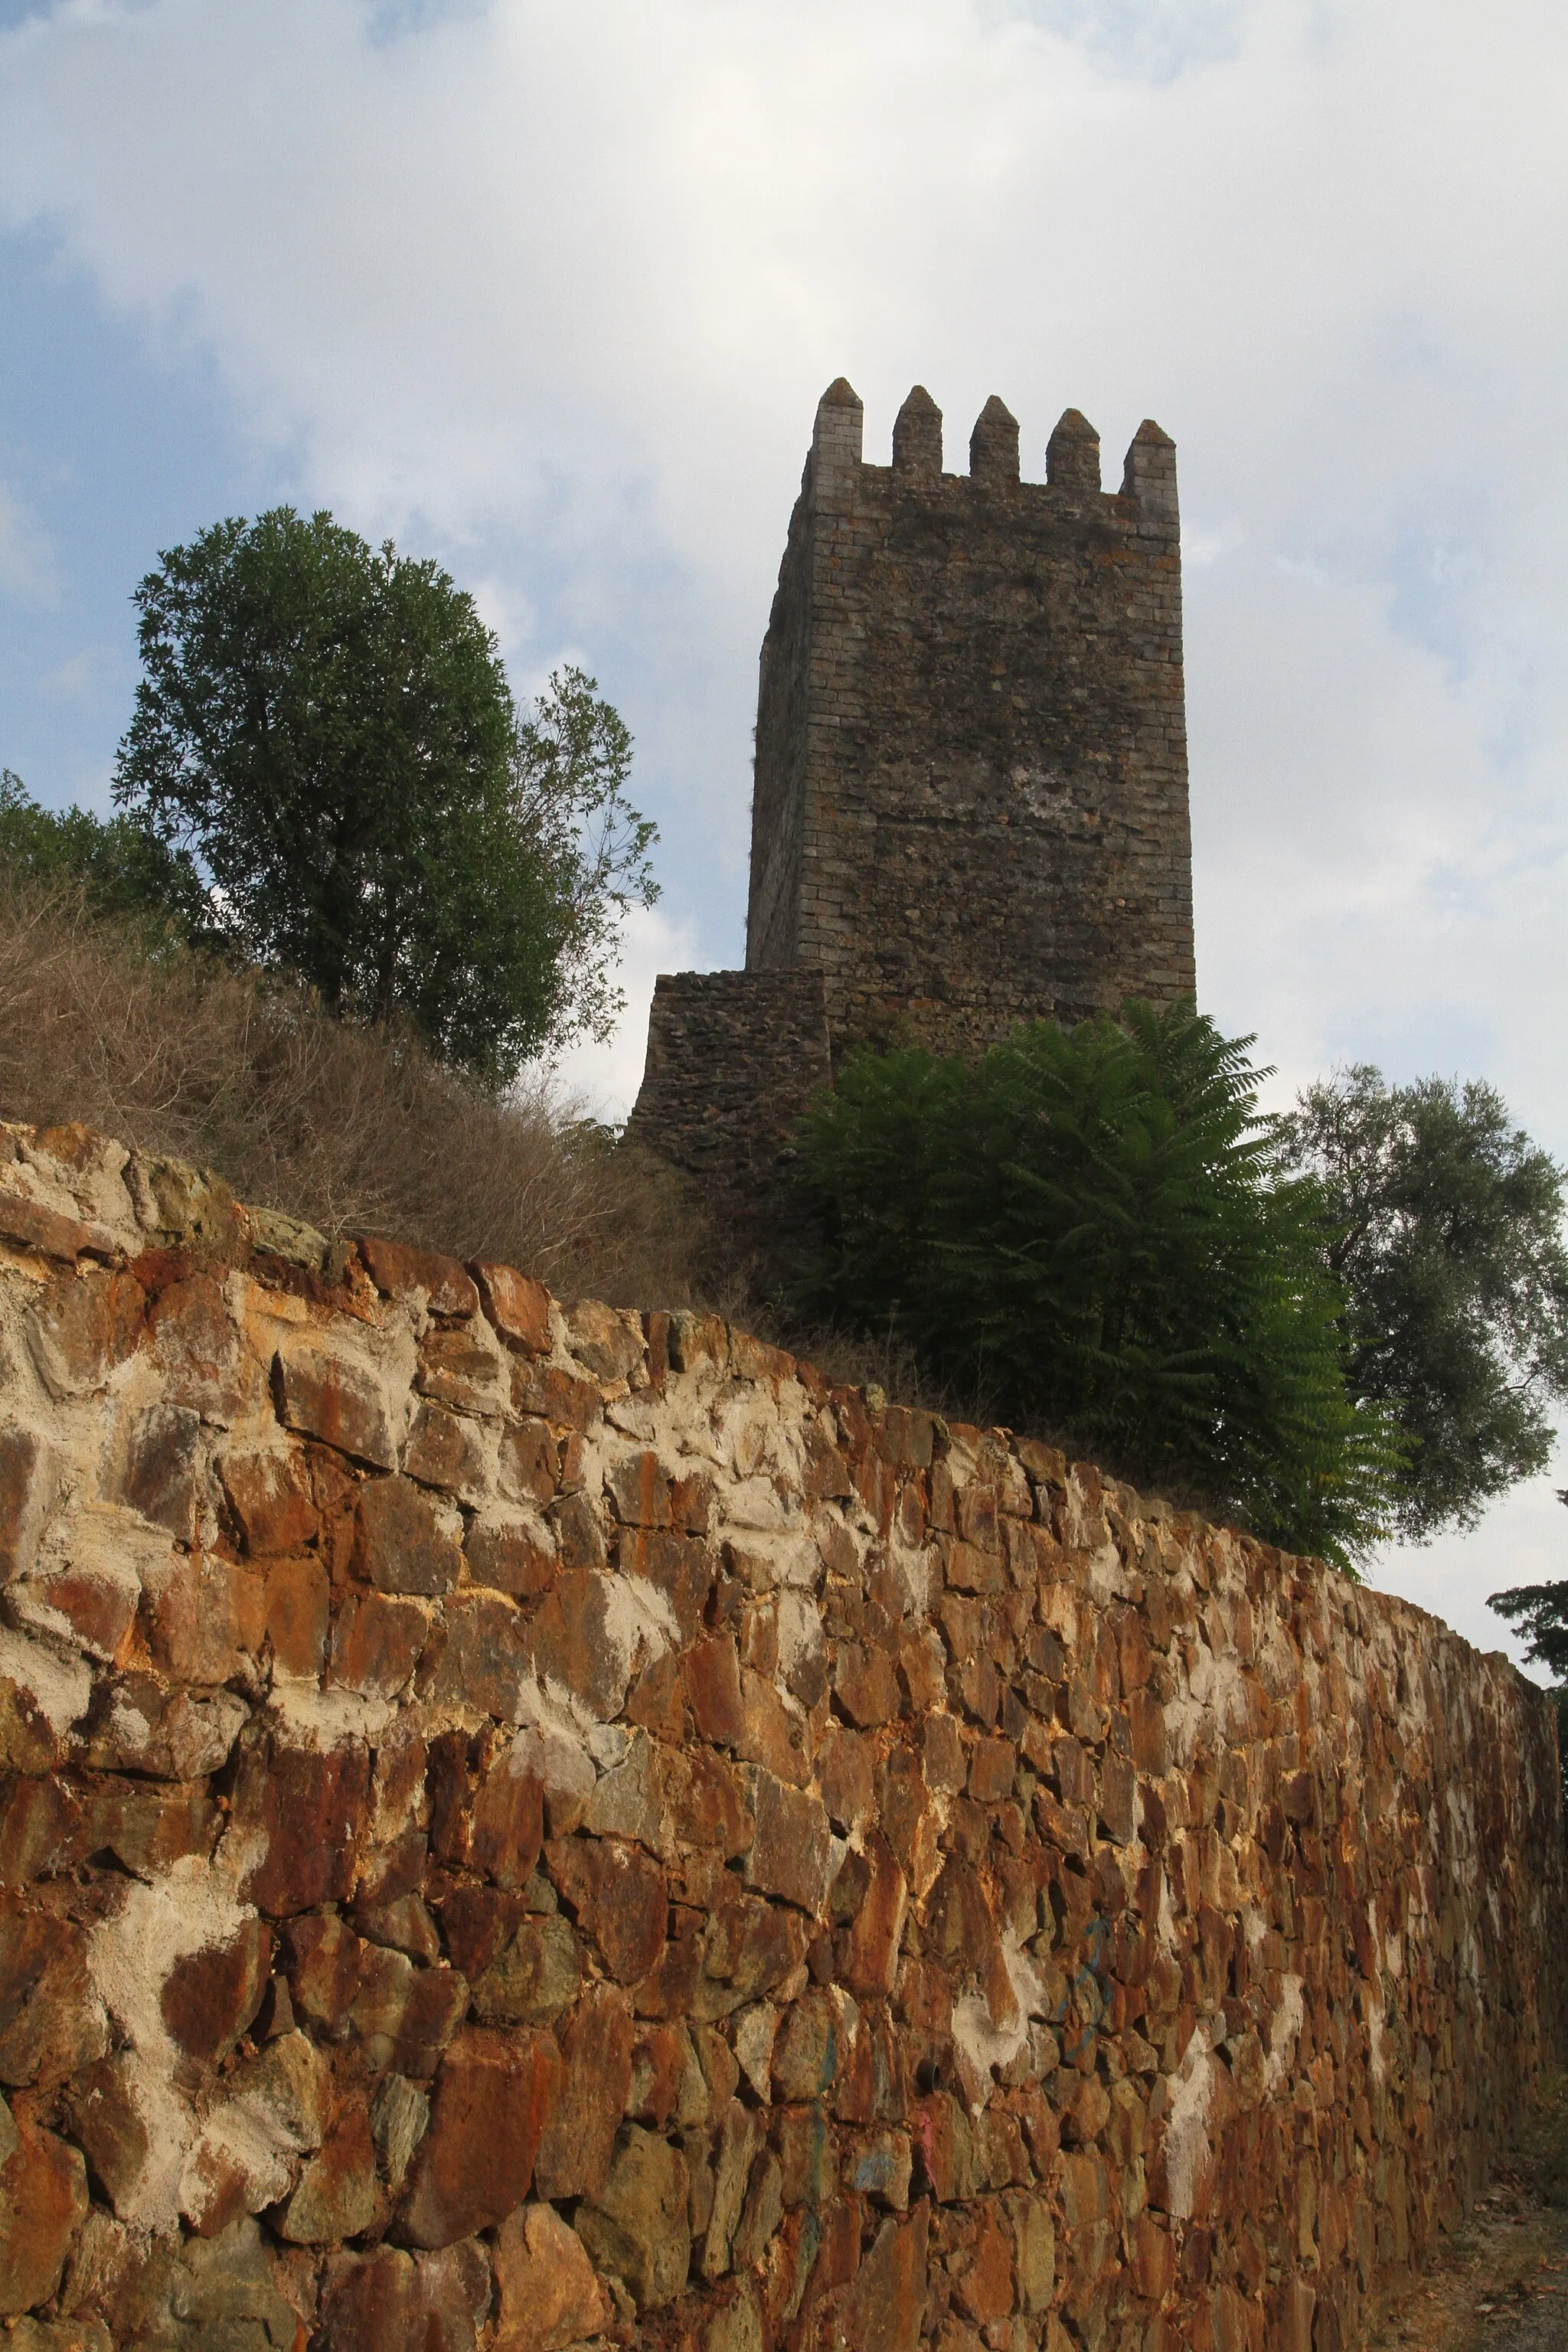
[1279,1067,1568,1541]
[798,1001,1400,1568]
[113,509,657,1088]
[1489,1500,1568,1835]
[0,769,210,939]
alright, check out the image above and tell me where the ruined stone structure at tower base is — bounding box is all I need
[0,1119,1563,2352]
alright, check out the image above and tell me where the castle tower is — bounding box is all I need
[627,381,1197,1266]
[746,380,1194,1054]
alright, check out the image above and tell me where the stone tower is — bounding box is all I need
[627,379,1196,1258]
[748,377,1194,1051]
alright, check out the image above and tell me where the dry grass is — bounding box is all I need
[0,884,707,1309]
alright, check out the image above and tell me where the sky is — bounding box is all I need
[2,0,1565,1667]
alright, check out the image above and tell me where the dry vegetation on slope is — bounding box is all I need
[0,884,706,1314]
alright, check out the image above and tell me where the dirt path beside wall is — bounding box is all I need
[1367,2076,1568,2352]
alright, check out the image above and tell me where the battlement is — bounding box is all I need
[804,378,1179,534]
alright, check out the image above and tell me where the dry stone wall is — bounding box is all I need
[0,1119,1562,2352]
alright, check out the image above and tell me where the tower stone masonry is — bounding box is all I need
[628,377,1197,1256]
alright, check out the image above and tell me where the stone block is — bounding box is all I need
[492,2202,611,2351]
[400,2027,562,2249]
[360,1236,479,1319]
[274,1336,399,1470]
[746,1770,832,1916]
[473,1262,552,1353]
[577,2122,691,2309]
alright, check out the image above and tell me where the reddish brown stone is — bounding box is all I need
[416,1593,530,1720]
[733,1668,809,1789]
[471,1916,581,2027]
[746,1771,832,1916]
[282,1908,364,2031]
[266,1553,330,1677]
[532,1983,635,2201]
[361,1236,479,1318]
[663,1748,753,1860]
[352,1475,462,1597]
[331,1589,429,1697]
[417,1324,507,1413]
[274,1337,398,1469]
[566,1299,644,1383]
[116,1400,202,1540]
[353,1947,471,2076]
[400,2027,562,2249]
[818,1726,876,1831]
[231,1730,370,1916]
[605,1448,672,1528]
[468,1759,545,1889]
[836,2203,928,2352]
[493,2201,611,2352]
[702,1891,810,2011]
[954,2207,1015,2324]
[148,1272,250,1420]
[65,2051,149,2216]
[512,1359,600,1430]
[968,1736,1018,1805]
[434,1884,531,1981]
[466,1514,556,1598]
[354,1892,441,1965]
[617,1528,713,1639]
[575,2123,690,2311]
[315,2239,491,2352]
[498,1418,558,1505]
[279,2096,381,2243]
[0,1428,54,1588]
[526,1568,629,1720]
[684,1636,745,1746]
[0,1191,104,1265]
[550,1837,667,1984]
[0,1775,79,1887]
[627,2024,687,2128]
[160,1916,272,2067]
[841,1829,909,1997]
[141,1544,263,1685]
[0,2119,88,2314]
[18,1550,138,1665]
[833,1641,901,1730]
[0,1907,105,2087]
[544,1491,606,1572]
[773,1990,844,2102]
[403,1402,488,1501]
[474,1262,552,1353]
[220,1446,318,1556]
[24,1267,144,1400]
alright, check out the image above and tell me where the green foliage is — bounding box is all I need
[0,769,210,941]
[113,508,656,1089]
[799,1001,1400,1567]
[1279,1067,1568,1541]
[1487,1521,1568,1848]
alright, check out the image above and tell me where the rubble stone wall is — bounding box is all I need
[622,972,832,1272]
[0,1119,1563,2352]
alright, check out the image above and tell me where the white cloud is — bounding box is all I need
[2,0,1566,1645]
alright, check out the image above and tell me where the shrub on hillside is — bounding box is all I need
[797,1001,1402,1567]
